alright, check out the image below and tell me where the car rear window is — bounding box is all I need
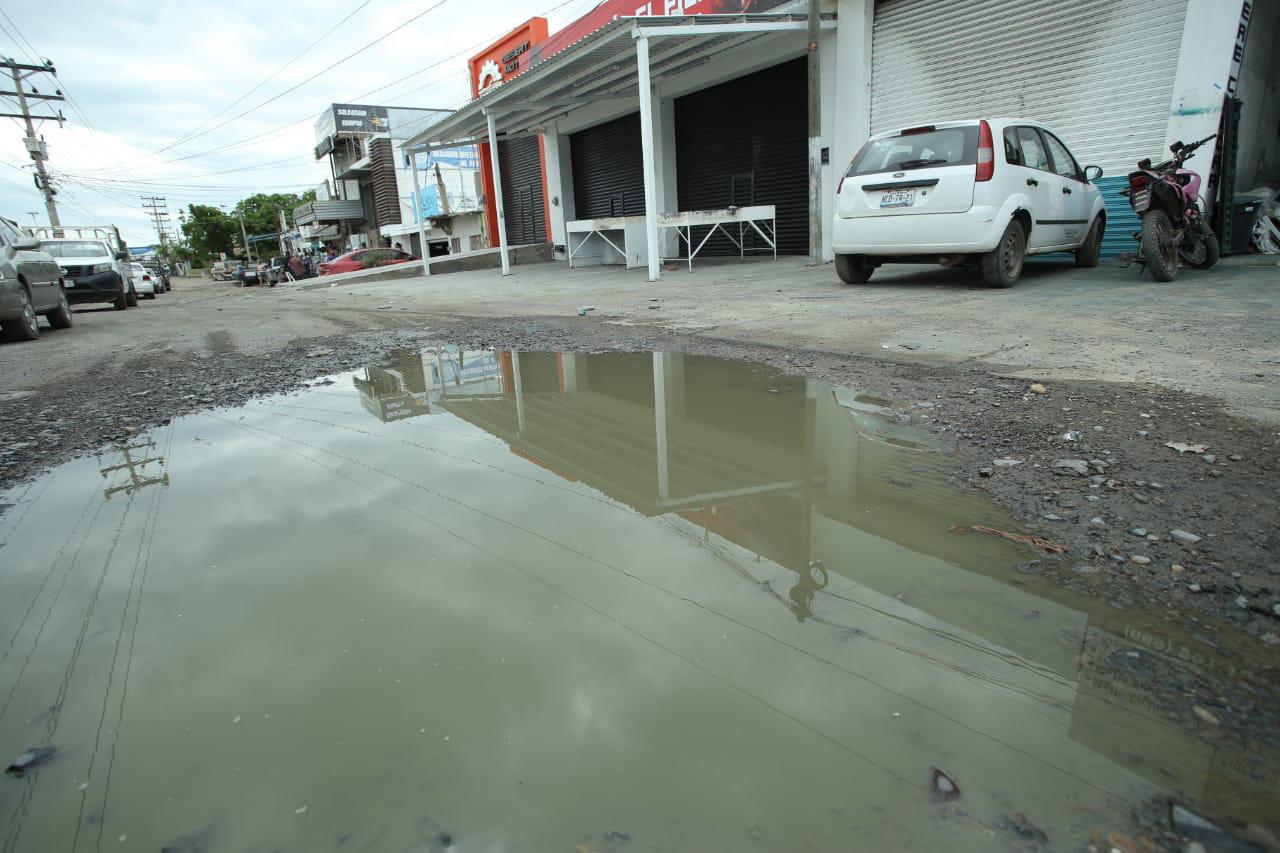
[43,241,108,257]
[847,126,979,177]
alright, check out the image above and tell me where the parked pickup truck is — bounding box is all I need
[39,237,136,310]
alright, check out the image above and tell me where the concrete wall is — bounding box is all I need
[1235,0,1280,188]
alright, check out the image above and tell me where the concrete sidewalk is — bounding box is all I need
[303,252,1280,422]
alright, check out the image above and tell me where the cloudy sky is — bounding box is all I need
[0,0,590,245]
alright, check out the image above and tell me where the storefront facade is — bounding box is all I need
[410,0,1270,278]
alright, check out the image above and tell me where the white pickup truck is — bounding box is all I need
[23,225,137,309]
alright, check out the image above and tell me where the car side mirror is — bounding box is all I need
[114,251,128,260]
[1084,165,1103,182]
[14,236,40,250]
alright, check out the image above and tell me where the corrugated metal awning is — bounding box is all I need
[405,13,833,149]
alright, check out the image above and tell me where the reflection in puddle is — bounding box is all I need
[1,350,1276,851]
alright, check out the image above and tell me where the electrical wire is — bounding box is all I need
[128,0,457,166]
[157,0,376,155]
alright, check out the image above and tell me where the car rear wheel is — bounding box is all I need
[3,286,40,341]
[1075,217,1103,268]
[835,254,874,284]
[982,220,1026,288]
[46,287,73,329]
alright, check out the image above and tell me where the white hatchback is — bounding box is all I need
[832,119,1106,287]
[128,262,158,298]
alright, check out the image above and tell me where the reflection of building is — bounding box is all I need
[354,348,505,422]
[417,349,1280,827]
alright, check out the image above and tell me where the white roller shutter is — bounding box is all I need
[870,0,1187,174]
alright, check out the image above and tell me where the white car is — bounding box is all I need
[832,118,1106,287]
[128,262,158,299]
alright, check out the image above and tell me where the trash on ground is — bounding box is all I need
[5,745,56,776]
[949,525,1067,554]
[929,766,960,801]
[1028,383,1047,394]
[305,348,334,358]
[1165,441,1209,454]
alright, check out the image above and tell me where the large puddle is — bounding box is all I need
[1,350,1276,851]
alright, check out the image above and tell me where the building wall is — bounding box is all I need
[1235,0,1280,187]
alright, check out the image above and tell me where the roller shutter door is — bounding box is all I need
[571,112,645,218]
[675,57,808,255]
[871,0,1187,257]
[498,136,547,245]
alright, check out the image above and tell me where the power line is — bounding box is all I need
[129,0,456,166]
[155,0,376,156]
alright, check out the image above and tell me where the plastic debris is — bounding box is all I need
[5,745,56,776]
[1028,383,1047,394]
[1165,441,1208,454]
[930,766,960,801]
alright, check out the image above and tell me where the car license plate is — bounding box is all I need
[63,278,74,288]
[880,189,916,208]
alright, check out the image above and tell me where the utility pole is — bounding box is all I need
[1,58,66,227]
[806,0,822,266]
[237,211,253,264]
[141,195,172,257]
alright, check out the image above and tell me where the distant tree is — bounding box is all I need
[180,204,239,261]
[233,191,317,246]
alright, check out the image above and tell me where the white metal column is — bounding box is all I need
[652,352,669,500]
[409,149,431,279]
[511,349,525,433]
[485,111,511,276]
[635,35,661,282]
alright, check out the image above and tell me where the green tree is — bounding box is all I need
[233,191,317,246]
[180,204,239,261]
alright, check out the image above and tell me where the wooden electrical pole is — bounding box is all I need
[1,58,65,227]
[806,0,822,266]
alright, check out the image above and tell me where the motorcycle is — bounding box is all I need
[1125,134,1220,281]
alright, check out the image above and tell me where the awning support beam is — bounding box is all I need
[485,110,511,276]
[409,158,431,280]
[635,35,660,283]
[632,19,835,38]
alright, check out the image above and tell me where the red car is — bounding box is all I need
[318,247,417,276]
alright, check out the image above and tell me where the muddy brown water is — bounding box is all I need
[1,349,1275,851]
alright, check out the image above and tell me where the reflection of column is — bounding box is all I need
[653,352,670,501]
[819,387,858,499]
[560,353,589,395]
[512,349,526,434]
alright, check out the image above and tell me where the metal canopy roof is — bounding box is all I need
[406,13,835,149]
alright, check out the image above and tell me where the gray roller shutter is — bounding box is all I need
[675,57,808,255]
[498,136,547,245]
[871,0,1187,175]
[871,0,1187,257]
[571,113,645,218]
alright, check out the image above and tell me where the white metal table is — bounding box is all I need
[658,205,777,271]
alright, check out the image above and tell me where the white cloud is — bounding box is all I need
[0,0,592,244]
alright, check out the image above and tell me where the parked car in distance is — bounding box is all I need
[129,262,159,299]
[318,248,416,276]
[211,260,236,281]
[0,216,73,341]
[40,236,135,310]
[236,262,265,287]
[832,118,1106,287]
[142,260,170,291]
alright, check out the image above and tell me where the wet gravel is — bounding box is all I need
[2,315,1277,643]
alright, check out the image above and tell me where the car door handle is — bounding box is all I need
[1063,187,1073,194]
[1026,178,1038,187]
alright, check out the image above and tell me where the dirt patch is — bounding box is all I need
[1,313,1277,648]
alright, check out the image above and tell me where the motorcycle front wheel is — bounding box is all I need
[1179,231,1220,270]
[1140,210,1178,282]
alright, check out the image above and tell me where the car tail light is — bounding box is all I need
[838,138,875,195]
[976,120,994,182]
